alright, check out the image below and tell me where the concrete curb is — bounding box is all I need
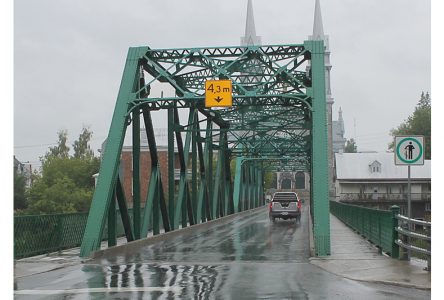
[88,206,266,260]
[308,212,431,290]
[309,258,431,290]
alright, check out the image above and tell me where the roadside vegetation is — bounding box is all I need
[14,127,100,215]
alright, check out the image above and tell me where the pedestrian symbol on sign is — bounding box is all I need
[394,136,424,166]
[404,142,415,160]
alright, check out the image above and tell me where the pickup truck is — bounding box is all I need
[269,192,301,223]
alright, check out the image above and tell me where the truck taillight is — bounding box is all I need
[269,202,272,209]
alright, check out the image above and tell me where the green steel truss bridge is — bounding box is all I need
[80,40,330,258]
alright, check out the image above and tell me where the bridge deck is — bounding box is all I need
[14,206,430,299]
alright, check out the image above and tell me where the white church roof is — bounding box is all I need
[335,152,431,180]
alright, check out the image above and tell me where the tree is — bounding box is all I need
[73,127,94,159]
[14,164,27,210]
[26,127,100,214]
[344,138,357,153]
[45,130,70,160]
[263,171,276,189]
[389,92,431,159]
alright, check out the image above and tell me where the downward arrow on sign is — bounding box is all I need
[214,96,223,103]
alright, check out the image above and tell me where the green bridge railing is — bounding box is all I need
[14,209,146,259]
[330,201,399,258]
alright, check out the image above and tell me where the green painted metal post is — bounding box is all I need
[153,177,160,235]
[107,193,116,247]
[221,132,230,216]
[168,106,175,229]
[306,40,331,256]
[212,147,223,219]
[256,166,262,207]
[249,164,254,209]
[208,129,214,219]
[391,205,400,258]
[232,156,243,213]
[80,47,147,257]
[191,110,198,222]
[224,148,233,215]
[244,163,250,210]
[132,108,141,240]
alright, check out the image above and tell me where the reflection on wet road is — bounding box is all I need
[15,207,430,299]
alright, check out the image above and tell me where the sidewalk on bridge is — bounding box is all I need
[310,214,431,290]
[14,237,129,279]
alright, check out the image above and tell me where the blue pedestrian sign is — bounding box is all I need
[394,136,424,165]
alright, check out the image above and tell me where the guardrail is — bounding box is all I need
[339,192,431,201]
[395,214,431,270]
[330,201,398,257]
[14,208,145,259]
[331,201,431,271]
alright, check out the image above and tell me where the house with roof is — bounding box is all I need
[334,152,431,219]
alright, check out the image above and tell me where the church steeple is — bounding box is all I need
[312,0,325,40]
[241,0,261,46]
[338,107,344,134]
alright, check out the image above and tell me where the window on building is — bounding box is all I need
[295,172,305,189]
[369,160,381,173]
[425,202,431,212]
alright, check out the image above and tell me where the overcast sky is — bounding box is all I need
[13,0,431,166]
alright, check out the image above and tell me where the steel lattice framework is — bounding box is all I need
[80,41,330,257]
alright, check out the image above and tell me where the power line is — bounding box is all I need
[14,136,107,149]
[14,142,58,149]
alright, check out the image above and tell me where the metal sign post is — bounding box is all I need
[407,164,411,259]
[394,135,424,260]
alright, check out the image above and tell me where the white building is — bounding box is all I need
[334,152,431,218]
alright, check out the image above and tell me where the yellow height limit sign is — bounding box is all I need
[205,80,232,108]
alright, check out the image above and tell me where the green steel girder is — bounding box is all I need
[81,41,330,258]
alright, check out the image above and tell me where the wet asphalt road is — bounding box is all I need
[15,206,430,299]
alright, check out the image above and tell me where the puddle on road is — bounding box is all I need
[81,263,230,299]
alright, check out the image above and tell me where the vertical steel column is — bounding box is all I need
[243,163,250,210]
[132,108,141,240]
[256,165,263,207]
[220,131,230,216]
[212,139,224,219]
[306,40,331,256]
[207,126,214,219]
[224,146,233,215]
[80,47,147,257]
[191,111,198,221]
[233,156,243,213]
[204,120,213,220]
[168,106,175,229]
[251,163,257,208]
[107,192,116,247]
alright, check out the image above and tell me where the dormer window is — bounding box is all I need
[369,160,381,173]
